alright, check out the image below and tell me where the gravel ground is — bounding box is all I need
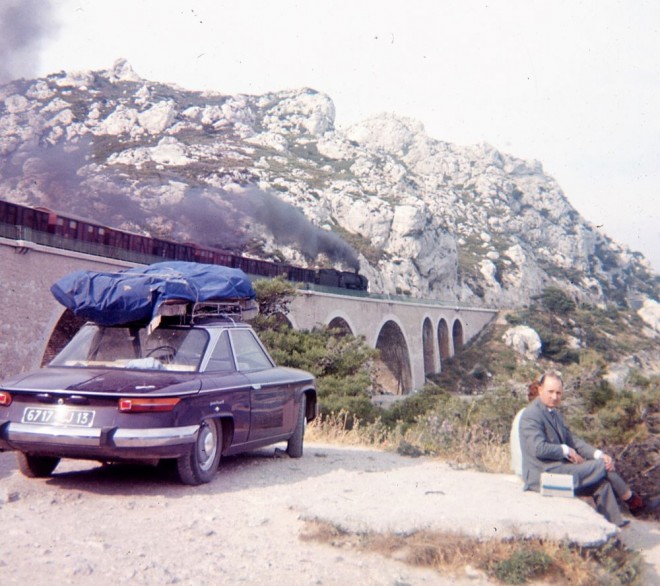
[0,443,658,585]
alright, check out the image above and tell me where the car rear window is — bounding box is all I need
[50,324,209,372]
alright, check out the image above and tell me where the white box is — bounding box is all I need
[540,473,574,498]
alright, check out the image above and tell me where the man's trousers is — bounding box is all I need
[547,459,630,526]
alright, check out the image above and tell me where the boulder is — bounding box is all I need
[502,325,542,360]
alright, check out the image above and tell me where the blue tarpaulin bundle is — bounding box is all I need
[51,261,256,326]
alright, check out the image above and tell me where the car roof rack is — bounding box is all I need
[190,300,258,324]
[153,298,258,328]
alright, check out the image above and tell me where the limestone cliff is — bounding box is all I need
[0,59,657,308]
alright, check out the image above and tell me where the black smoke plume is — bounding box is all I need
[0,0,56,85]
[165,187,250,252]
[234,187,360,270]
[167,186,360,270]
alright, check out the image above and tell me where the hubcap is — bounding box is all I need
[197,422,217,471]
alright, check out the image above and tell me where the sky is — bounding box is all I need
[6,0,660,272]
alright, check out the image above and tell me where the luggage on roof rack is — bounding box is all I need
[157,298,258,324]
[51,261,257,326]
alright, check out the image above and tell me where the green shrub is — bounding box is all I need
[627,369,651,389]
[579,379,615,411]
[252,277,298,319]
[570,384,657,446]
[319,393,380,426]
[504,313,524,325]
[409,388,523,470]
[379,388,448,429]
[257,326,379,411]
[595,390,647,443]
[539,332,579,364]
[540,287,576,314]
[470,387,523,442]
[493,549,552,584]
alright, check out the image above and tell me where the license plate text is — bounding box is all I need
[22,407,95,427]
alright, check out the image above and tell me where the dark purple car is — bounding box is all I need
[0,319,316,485]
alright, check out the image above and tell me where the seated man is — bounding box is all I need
[520,371,649,527]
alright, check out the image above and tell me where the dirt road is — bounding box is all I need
[0,443,658,585]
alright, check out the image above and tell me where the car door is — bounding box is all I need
[228,329,294,442]
[200,330,251,444]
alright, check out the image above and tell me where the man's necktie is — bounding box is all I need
[549,409,564,442]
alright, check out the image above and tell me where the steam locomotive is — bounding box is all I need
[0,199,368,292]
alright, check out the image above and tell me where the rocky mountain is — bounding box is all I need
[0,59,657,309]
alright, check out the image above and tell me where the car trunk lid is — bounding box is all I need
[1,367,202,397]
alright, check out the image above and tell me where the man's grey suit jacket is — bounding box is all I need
[519,397,596,491]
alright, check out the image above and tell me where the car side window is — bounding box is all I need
[205,331,235,372]
[231,330,273,371]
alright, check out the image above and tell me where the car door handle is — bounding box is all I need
[251,384,261,390]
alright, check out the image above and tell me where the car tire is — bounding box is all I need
[177,418,222,485]
[16,452,60,478]
[286,394,306,458]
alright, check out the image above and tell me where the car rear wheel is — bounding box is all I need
[286,394,307,458]
[16,452,60,478]
[177,418,222,485]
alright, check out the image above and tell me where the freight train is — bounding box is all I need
[0,199,368,291]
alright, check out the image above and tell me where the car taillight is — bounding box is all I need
[118,397,180,412]
[0,391,12,406]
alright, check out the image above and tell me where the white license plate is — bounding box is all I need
[22,407,96,428]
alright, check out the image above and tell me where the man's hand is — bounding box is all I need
[601,453,616,471]
[567,447,585,464]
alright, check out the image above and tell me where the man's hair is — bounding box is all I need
[539,371,563,386]
[528,381,540,401]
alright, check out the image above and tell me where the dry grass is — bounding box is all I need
[414,417,513,473]
[306,411,405,449]
[301,519,643,585]
[306,410,512,474]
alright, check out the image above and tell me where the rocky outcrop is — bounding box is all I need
[0,60,657,308]
[638,299,660,337]
[502,326,542,361]
[603,349,660,389]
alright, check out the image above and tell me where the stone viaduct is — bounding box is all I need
[0,236,496,393]
[289,292,495,392]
